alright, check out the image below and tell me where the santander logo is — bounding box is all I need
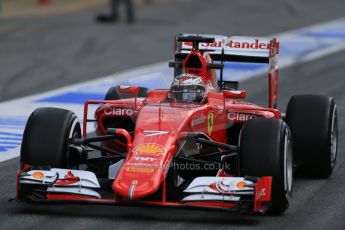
[228,39,270,49]
[183,39,270,50]
[191,114,207,127]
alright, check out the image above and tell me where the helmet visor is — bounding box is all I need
[171,85,205,102]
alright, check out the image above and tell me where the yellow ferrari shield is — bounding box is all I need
[208,110,214,136]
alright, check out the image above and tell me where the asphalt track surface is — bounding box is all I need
[1,0,345,229]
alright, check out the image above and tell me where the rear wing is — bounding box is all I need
[174,34,279,108]
[175,33,279,64]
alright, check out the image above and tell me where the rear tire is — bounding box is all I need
[20,107,81,169]
[104,86,149,100]
[240,119,293,215]
[286,95,338,178]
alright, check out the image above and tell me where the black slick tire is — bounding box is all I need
[20,107,81,169]
[286,95,338,178]
[240,118,293,215]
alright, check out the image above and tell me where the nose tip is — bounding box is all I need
[128,180,138,200]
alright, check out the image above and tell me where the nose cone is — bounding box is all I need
[112,143,167,200]
[112,105,191,200]
[113,171,161,200]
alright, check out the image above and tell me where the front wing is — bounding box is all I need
[16,167,272,213]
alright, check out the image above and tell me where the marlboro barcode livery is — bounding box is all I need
[16,34,338,215]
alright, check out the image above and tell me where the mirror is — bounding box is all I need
[223,90,246,99]
[116,86,139,96]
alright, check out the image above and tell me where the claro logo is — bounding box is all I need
[228,112,258,122]
[104,107,134,116]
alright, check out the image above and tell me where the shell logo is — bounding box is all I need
[133,143,164,155]
[32,171,44,179]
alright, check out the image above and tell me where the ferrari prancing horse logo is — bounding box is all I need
[208,110,214,136]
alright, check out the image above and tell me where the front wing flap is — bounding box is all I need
[17,168,103,201]
[182,176,272,213]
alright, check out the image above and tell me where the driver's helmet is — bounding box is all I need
[170,74,206,103]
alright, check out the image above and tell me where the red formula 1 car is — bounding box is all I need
[16,34,338,215]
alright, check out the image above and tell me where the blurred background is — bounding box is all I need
[0,0,344,102]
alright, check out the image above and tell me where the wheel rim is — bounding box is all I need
[67,118,81,168]
[69,118,81,139]
[330,106,338,168]
[284,131,293,196]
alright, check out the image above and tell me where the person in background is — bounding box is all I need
[96,0,134,24]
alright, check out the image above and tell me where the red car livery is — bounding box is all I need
[16,34,338,215]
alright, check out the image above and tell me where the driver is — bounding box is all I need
[169,74,206,103]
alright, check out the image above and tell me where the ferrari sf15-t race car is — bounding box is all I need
[16,34,338,215]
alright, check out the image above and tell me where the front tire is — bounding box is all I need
[20,107,81,169]
[240,119,293,215]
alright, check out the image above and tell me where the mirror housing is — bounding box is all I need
[116,86,139,108]
[223,90,246,99]
[116,86,139,96]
